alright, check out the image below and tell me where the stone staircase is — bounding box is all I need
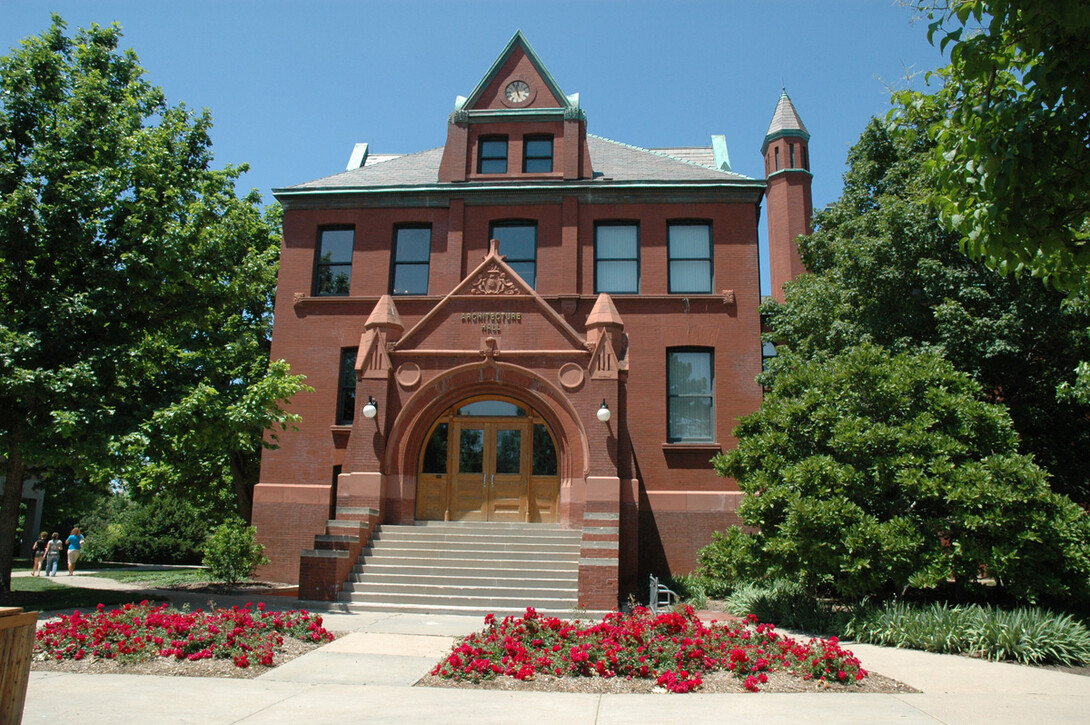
[337,521,582,616]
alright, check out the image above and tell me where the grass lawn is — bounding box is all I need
[90,568,212,588]
[1,575,148,611]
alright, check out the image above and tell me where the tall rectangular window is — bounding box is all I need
[391,225,431,295]
[314,228,353,296]
[478,136,508,174]
[337,347,357,425]
[490,222,537,288]
[667,349,714,442]
[523,135,553,173]
[595,223,639,293]
[789,144,796,168]
[668,223,712,293]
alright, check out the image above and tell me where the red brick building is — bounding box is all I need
[253,32,811,610]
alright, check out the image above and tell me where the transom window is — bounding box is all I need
[668,222,712,293]
[595,223,639,294]
[314,228,353,296]
[391,226,431,295]
[478,136,508,174]
[667,348,714,442]
[523,135,553,173]
[490,222,537,288]
[337,347,358,425]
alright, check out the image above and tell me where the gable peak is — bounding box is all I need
[460,31,578,114]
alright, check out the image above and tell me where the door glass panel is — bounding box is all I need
[495,429,522,474]
[458,428,484,473]
[457,400,526,417]
[422,423,448,473]
[532,424,557,476]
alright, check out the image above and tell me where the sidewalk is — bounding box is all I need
[17,571,1090,724]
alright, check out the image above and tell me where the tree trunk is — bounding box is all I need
[0,438,26,593]
[229,450,254,523]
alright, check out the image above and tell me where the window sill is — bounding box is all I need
[330,425,352,446]
[661,442,721,454]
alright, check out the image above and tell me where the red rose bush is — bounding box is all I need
[431,605,866,693]
[35,601,334,668]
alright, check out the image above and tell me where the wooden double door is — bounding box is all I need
[415,398,560,522]
[449,419,529,521]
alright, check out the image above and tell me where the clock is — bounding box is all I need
[505,80,530,104]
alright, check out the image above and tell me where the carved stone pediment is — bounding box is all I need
[469,265,520,296]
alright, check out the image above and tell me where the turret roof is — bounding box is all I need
[762,90,809,153]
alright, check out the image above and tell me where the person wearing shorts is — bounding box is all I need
[31,531,49,576]
[66,526,85,575]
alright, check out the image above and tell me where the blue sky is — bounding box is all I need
[2,1,946,293]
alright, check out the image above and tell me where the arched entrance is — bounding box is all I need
[415,395,560,522]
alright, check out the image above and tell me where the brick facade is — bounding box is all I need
[254,32,810,609]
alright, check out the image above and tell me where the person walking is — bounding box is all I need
[31,531,49,576]
[44,532,63,577]
[66,526,85,576]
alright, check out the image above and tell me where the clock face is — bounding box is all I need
[505,80,530,104]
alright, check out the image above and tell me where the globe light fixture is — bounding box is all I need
[363,396,378,419]
[597,399,611,423]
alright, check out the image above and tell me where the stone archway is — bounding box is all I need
[383,359,590,527]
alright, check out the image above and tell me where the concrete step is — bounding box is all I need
[343,581,575,598]
[339,590,577,608]
[372,531,581,545]
[366,538,581,554]
[356,553,579,569]
[332,601,596,619]
[350,570,578,587]
[339,522,582,616]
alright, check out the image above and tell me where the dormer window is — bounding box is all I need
[523,135,553,173]
[478,136,508,174]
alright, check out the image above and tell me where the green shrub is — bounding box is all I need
[203,519,269,585]
[666,573,709,609]
[696,527,759,597]
[78,494,209,564]
[845,601,1090,666]
[712,344,1090,605]
[724,579,844,634]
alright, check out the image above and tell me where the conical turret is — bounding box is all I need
[762,89,812,302]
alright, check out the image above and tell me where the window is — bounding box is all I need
[314,228,353,296]
[337,347,357,425]
[391,226,431,295]
[774,147,780,171]
[523,135,553,173]
[802,146,809,171]
[490,222,537,288]
[595,223,639,293]
[668,223,712,293]
[667,349,714,442]
[789,144,795,168]
[478,136,508,174]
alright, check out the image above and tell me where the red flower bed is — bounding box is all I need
[35,601,334,668]
[431,606,866,693]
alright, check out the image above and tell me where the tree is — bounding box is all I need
[896,1,1090,292]
[712,344,1090,604]
[766,117,1090,502]
[0,18,306,591]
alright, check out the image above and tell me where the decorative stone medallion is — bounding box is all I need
[395,361,421,388]
[558,362,585,391]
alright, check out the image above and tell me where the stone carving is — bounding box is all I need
[469,265,520,295]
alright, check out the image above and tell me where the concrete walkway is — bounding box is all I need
[15,570,1090,724]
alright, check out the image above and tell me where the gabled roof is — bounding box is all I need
[461,30,573,112]
[278,136,755,194]
[762,89,809,153]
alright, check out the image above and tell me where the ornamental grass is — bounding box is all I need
[431,605,867,693]
[35,601,334,669]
